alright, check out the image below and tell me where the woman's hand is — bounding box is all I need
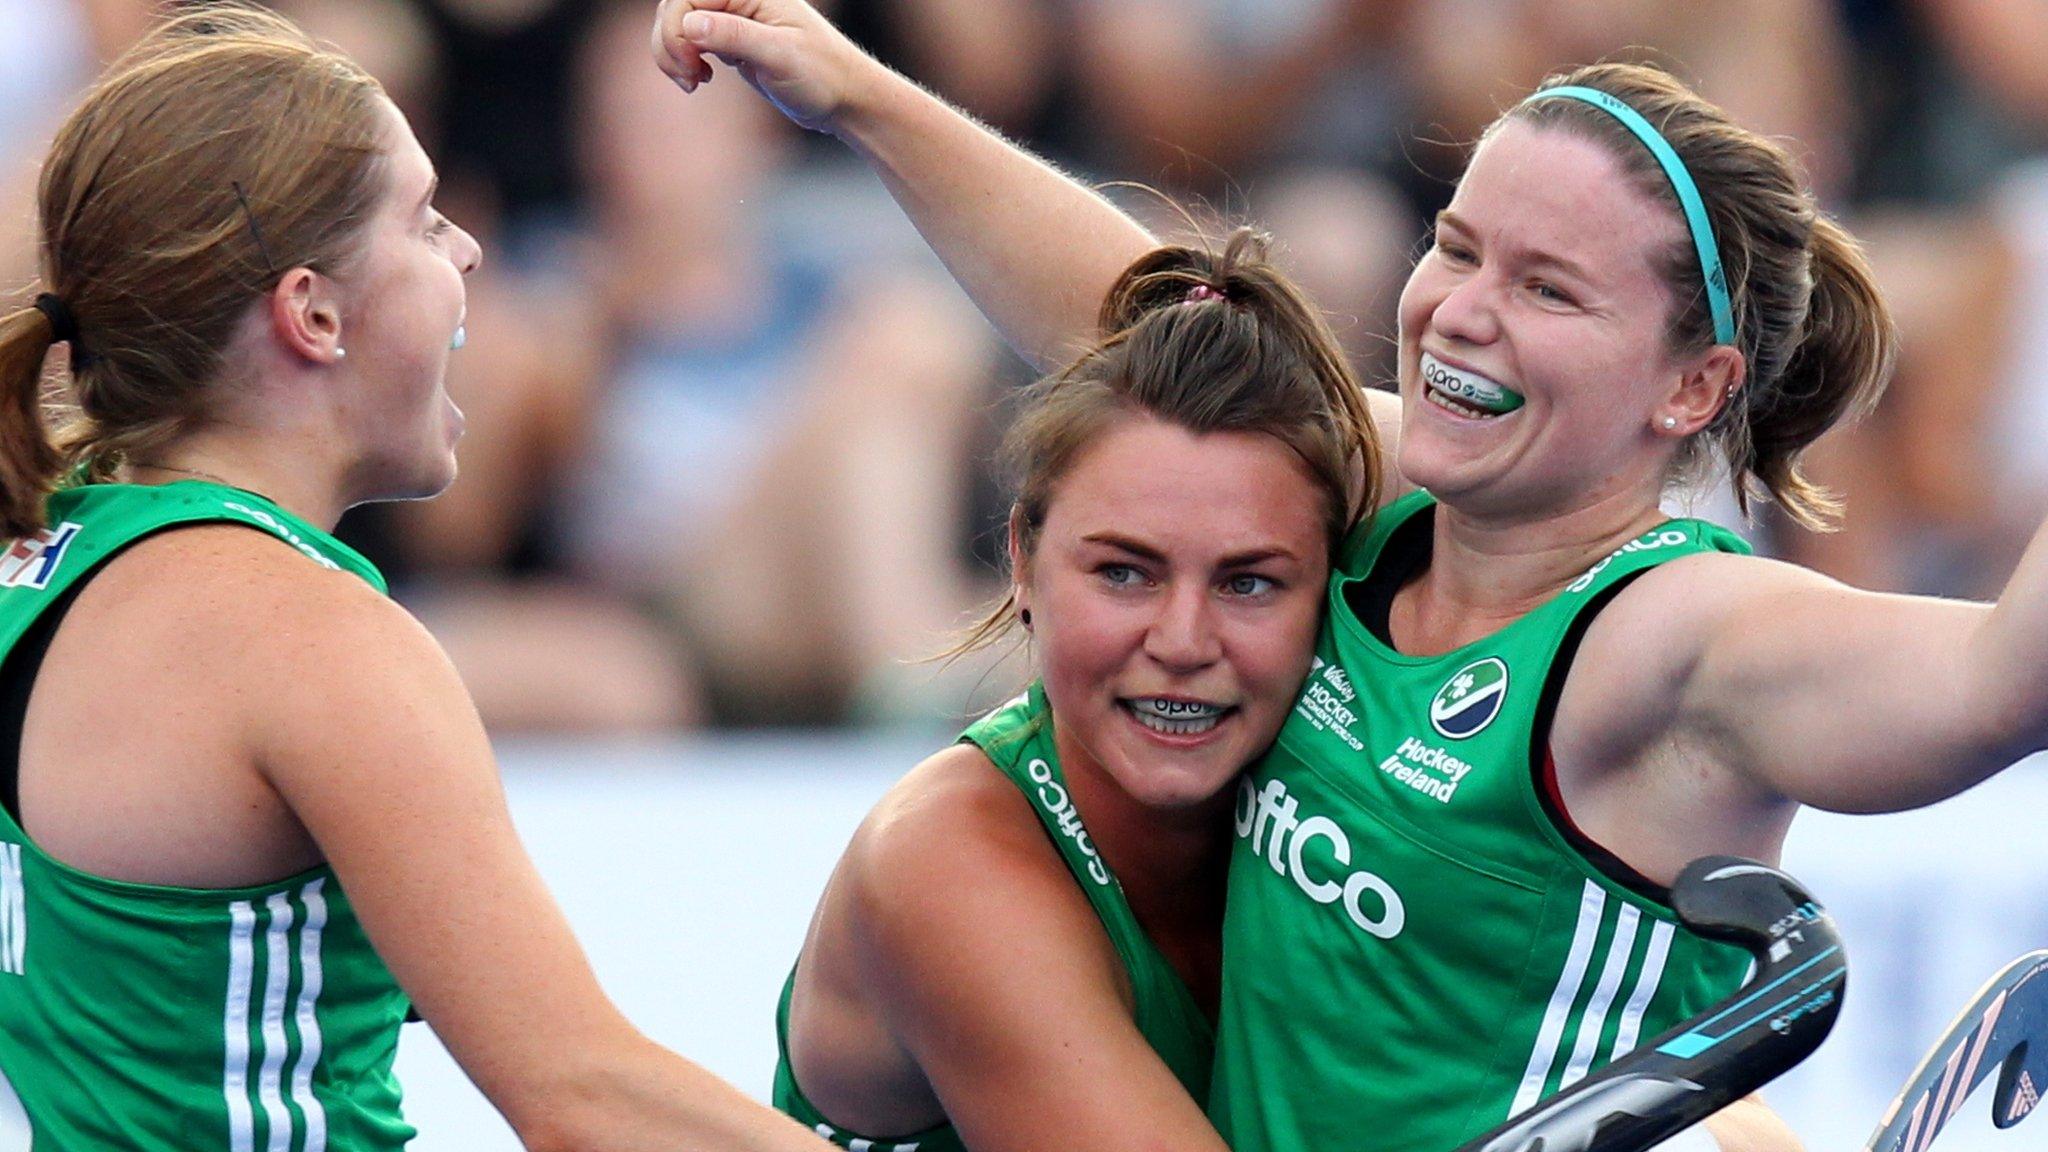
[651,0,879,135]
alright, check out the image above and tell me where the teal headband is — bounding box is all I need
[1519,85,1735,346]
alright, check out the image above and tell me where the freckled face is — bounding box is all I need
[1396,120,1693,518]
[1021,416,1330,809]
[335,98,482,502]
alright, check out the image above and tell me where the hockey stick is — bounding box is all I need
[1451,856,1848,1152]
[1864,949,2048,1152]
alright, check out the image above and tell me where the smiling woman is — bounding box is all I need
[1397,65,1891,532]
[769,229,1379,1152]
[650,3,1981,1149]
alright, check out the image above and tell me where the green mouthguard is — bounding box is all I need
[1459,380,1524,414]
[1423,356,1525,414]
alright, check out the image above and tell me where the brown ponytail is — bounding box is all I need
[950,226,1381,658]
[0,2,389,540]
[0,307,65,537]
[1734,217,1894,529]
[1508,62,1899,529]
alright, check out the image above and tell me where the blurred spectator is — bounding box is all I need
[1773,206,2015,593]
[1253,165,1418,389]
[1841,0,2046,205]
[412,0,605,263]
[1070,0,1411,193]
[1396,0,1855,209]
[0,0,96,297]
[825,0,1061,144]
[1766,0,2048,590]
[14,0,2048,735]
[487,1,1011,728]
[1917,0,2048,134]
[274,0,437,119]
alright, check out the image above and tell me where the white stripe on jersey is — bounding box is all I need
[1560,902,1640,1089]
[1512,880,1606,1115]
[1610,918,1675,1060]
[1,844,24,975]
[259,892,297,1152]
[290,879,331,1152]
[223,902,259,1152]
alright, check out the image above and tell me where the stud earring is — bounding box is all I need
[1662,416,1678,430]
[333,347,347,361]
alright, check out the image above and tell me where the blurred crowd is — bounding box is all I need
[3,0,2045,734]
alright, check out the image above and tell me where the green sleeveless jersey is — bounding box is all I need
[0,481,414,1151]
[774,683,1214,1151]
[1210,491,1755,1152]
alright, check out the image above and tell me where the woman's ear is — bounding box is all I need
[268,267,348,367]
[1657,344,1747,436]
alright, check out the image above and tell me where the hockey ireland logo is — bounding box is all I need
[1429,657,1509,739]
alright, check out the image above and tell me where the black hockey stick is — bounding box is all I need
[1450,857,1848,1152]
[1865,949,2048,1152]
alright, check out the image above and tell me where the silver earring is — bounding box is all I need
[333,347,347,361]
[1662,416,1678,430]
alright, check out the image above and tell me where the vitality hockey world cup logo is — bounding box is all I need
[1429,657,1509,740]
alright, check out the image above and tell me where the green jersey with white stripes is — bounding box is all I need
[773,683,1214,1151]
[0,481,413,1151]
[1209,491,1754,1152]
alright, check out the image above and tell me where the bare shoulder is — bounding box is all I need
[1364,387,1411,509]
[1559,550,1845,753]
[1595,550,1847,645]
[840,742,1115,979]
[844,742,1072,920]
[94,522,419,640]
[86,523,459,732]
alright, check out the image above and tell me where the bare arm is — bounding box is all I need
[833,760,1228,1152]
[1579,536,2048,816]
[1702,1095,1804,1152]
[650,0,1154,369]
[238,550,828,1152]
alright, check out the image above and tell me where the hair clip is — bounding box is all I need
[231,182,279,279]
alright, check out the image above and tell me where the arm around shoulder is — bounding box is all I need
[220,541,828,1152]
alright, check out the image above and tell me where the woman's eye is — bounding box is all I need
[427,213,454,238]
[1531,280,1574,305]
[1435,241,1475,265]
[1099,563,1144,587]
[1224,574,1276,596]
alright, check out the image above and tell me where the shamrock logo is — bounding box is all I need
[1429,658,1509,740]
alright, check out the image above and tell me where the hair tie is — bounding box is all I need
[1519,85,1736,346]
[1185,284,1227,304]
[33,293,79,346]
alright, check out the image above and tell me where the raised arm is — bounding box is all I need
[650,0,1154,369]
[1581,538,2047,817]
[235,542,830,1152]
